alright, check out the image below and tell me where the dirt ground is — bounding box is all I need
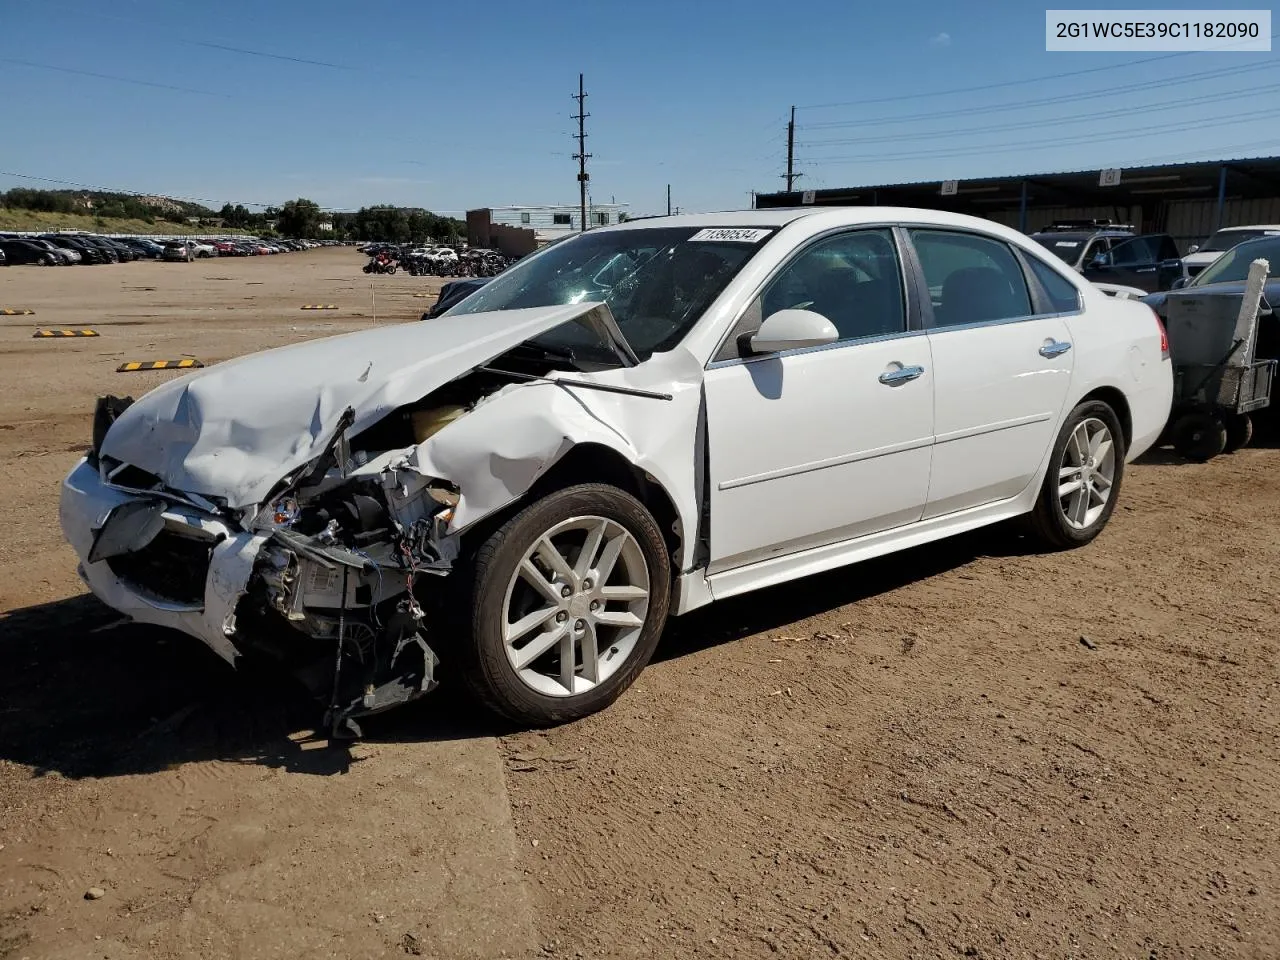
[1,249,1278,960]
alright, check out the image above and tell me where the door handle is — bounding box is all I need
[1135,267,1156,273]
[878,364,925,385]
[1039,340,1072,358]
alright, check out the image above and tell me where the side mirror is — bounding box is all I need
[1188,244,1200,254]
[749,309,839,355]
[1091,254,1109,268]
[1170,276,1189,290]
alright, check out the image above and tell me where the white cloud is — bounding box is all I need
[929,31,952,47]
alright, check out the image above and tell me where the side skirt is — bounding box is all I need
[671,487,1038,615]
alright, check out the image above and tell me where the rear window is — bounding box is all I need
[1032,234,1089,265]
[1024,255,1082,313]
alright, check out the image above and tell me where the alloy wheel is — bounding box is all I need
[501,516,649,698]
[1057,417,1116,530]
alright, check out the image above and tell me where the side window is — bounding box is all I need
[1083,238,1110,265]
[758,229,906,342]
[1110,237,1155,266]
[1025,254,1082,313]
[908,229,1033,327]
[1157,235,1180,261]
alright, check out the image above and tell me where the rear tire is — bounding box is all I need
[450,483,671,726]
[1024,400,1125,550]
[1224,413,1253,454]
[1172,412,1227,462]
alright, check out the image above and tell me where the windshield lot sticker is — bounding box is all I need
[688,228,771,243]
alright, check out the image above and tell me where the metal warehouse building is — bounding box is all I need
[755,157,1280,251]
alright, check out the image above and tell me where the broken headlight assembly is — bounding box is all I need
[239,409,464,738]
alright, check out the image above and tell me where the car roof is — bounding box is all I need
[1223,233,1280,251]
[1029,227,1135,238]
[596,206,1060,243]
[1217,224,1280,232]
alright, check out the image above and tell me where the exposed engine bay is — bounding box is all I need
[80,321,680,737]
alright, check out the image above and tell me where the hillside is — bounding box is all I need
[0,209,253,236]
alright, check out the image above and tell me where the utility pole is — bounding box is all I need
[785,105,797,192]
[667,184,671,216]
[572,73,591,232]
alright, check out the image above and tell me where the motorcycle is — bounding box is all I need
[363,257,397,275]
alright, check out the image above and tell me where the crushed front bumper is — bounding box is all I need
[59,456,268,664]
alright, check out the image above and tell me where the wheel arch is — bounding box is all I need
[1076,385,1133,452]
[456,441,686,574]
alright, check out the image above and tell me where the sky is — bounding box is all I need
[2,0,1277,217]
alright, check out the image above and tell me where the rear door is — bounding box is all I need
[906,229,1076,519]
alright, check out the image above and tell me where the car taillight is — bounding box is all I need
[1150,306,1170,360]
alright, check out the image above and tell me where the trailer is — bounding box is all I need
[1165,258,1277,461]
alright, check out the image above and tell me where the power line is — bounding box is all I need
[29,1,447,86]
[802,105,1280,166]
[803,58,1278,129]
[3,58,229,97]
[799,80,1280,148]
[1123,138,1280,166]
[797,34,1278,110]
[184,39,352,71]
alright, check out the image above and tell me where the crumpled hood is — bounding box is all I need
[100,303,613,507]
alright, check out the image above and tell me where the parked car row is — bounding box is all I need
[0,233,142,265]
[0,232,342,266]
[1028,218,1280,295]
[360,242,516,277]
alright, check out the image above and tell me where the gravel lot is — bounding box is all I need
[1,249,1277,959]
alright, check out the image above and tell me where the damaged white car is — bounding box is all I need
[61,208,1173,734]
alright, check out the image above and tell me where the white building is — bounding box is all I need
[467,202,629,255]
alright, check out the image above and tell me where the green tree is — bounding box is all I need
[276,198,323,238]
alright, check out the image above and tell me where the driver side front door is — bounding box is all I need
[702,228,934,577]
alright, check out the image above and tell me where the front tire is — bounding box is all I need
[452,483,671,725]
[1024,400,1126,550]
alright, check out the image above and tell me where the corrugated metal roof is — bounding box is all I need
[758,155,1280,200]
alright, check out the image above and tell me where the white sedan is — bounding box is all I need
[60,208,1173,734]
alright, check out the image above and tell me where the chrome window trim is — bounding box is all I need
[704,223,915,369]
[916,309,1083,336]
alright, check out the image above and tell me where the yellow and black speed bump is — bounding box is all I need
[300,304,338,310]
[117,359,204,372]
[33,329,99,338]
[2,308,35,316]
[411,293,432,298]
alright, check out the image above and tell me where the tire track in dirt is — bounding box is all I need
[0,252,536,960]
[503,448,1280,959]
